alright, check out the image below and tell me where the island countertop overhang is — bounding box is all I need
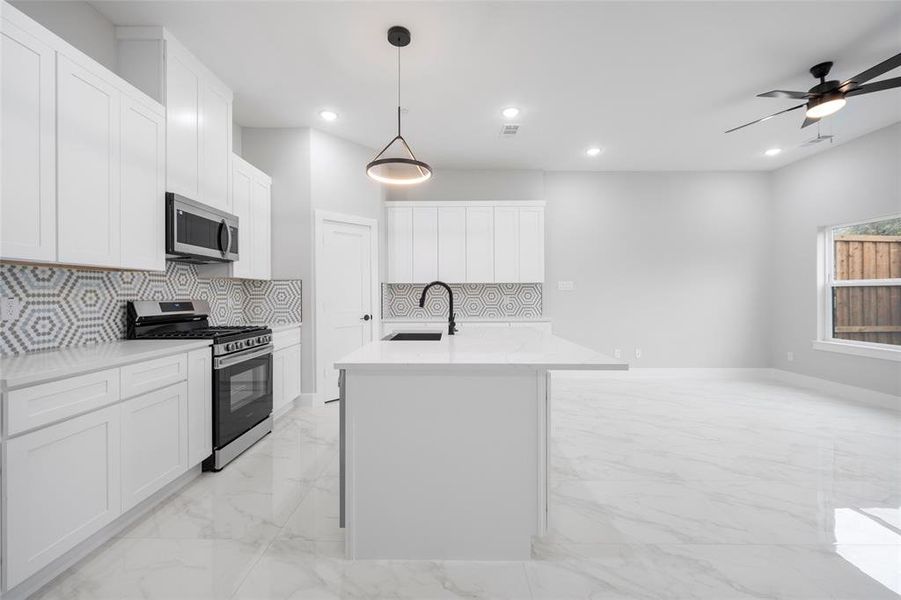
[334,328,628,371]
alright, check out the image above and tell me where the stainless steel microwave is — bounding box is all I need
[166,193,239,263]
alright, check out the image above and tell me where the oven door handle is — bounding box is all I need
[214,344,273,369]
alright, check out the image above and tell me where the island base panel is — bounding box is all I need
[342,368,548,559]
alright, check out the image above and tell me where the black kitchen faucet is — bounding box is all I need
[418,281,457,336]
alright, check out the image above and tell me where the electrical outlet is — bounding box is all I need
[614,348,622,359]
[557,281,574,291]
[787,351,794,362]
[1,297,22,321]
[635,348,642,359]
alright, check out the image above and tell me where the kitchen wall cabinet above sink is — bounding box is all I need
[385,201,545,284]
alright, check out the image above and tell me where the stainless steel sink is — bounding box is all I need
[386,332,443,341]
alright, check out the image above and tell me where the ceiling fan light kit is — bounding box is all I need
[725,52,901,133]
[366,25,433,186]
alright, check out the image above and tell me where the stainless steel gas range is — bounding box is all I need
[127,300,273,471]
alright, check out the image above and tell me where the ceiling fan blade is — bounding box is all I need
[801,116,820,129]
[757,90,810,99]
[724,103,806,133]
[841,52,901,87]
[845,76,901,97]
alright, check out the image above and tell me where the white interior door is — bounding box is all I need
[317,215,375,400]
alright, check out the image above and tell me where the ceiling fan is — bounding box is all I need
[725,52,901,133]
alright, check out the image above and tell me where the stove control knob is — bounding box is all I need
[256,335,266,344]
[224,342,234,352]
[235,340,245,350]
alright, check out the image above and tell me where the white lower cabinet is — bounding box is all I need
[5,404,122,588]
[273,343,301,415]
[187,348,212,466]
[2,348,211,591]
[120,382,188,512]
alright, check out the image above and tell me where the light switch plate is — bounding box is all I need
[557,281,574,291]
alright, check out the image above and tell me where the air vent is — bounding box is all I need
[499,123,520,137]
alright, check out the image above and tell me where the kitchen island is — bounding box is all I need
[335,326,627,560]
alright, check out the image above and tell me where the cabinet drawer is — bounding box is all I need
[272,327,301,351]
[120,353,187,399]
[6,369,120,436]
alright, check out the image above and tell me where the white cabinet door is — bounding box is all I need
[272,347,287,415]
[1,17,56,262]
[5,405,121,588]
[165,48,200,200]
[231,156,254,278]
[437,207,466,283]
[387,206,413,283]
[251,175,271,280]
[56,54,120,267]
[465,207,494,283]
[412,206,438,283]
[518,207,545,282]
[187,348,212,466]
[199,80,232,211]
[120,94,165,271]
[121,382,188,512]
[493,207,519,283]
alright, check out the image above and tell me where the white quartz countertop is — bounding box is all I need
[382,318,551,323]
[335,327,627,371]
[0,339,213,390]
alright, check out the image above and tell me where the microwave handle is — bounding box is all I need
[226,221,233,254]
[217,219,230,255]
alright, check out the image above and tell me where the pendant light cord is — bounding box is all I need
[396,45,401,136]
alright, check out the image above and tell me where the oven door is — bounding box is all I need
[213,345,273,449]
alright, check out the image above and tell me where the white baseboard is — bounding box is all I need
[766,368,901,412]
[558,367,771,380]
[8,466,201,600]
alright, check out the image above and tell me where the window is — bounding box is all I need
[819,215,901,357]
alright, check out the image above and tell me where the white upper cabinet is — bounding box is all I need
[493,207,518,282]
[385,201,545,284]
[1,14,56,262]
[200,81,233,212]
[412,207,438,283]
[201,153,271,280]
[517,207,545,282]
[120,94,166,271]
[1,6,167,270]
[465,206,495,283]
[117,27,234,211]
[164,49,201,200]
[230,156,254,279]
[56,54,121,267]
[251,173,272,280]
[437,206,466,282]
[386,206,413,283]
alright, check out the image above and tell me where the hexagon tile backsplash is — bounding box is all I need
[382,283,542,320]
[0,262,301,356]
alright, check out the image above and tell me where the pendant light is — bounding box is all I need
[366,26,432,185]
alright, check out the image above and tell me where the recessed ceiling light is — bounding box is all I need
[764,147,782,157]
[502,107,520,119]
[586,147,603,157]
[319,110,338,122]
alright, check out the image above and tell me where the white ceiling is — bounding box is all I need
[90,1,901,171]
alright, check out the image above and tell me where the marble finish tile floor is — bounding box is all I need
[34,372,900,599]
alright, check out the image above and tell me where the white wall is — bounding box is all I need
[388,170,544,202]
[242,128,382,397]
[770,123,901,396]
[10,0,117,71]
[544,172,771,367]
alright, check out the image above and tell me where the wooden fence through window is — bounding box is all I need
[833,235,901,346]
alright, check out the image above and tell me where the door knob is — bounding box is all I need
[361,314,372,321]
